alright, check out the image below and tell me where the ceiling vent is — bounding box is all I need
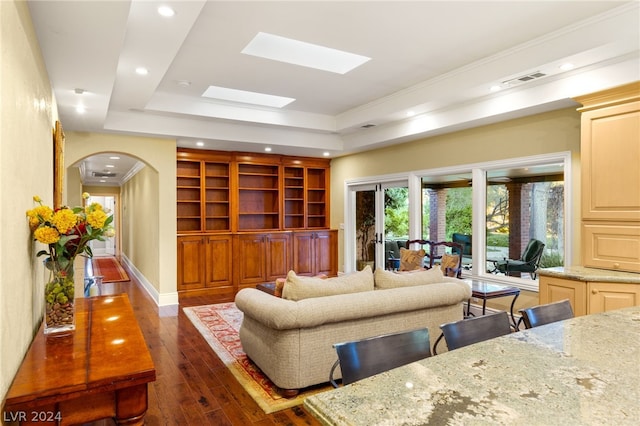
[502,71,547,87]
[92,171,116,178]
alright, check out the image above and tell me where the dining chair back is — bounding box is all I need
[439,311,511,351]
[329,328,431,387]
[519,299,574,329]
[404,239,464,277]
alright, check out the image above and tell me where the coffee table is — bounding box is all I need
[256,282,276,295]
[465,280,520,328]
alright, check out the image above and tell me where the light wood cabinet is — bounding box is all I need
[234,232,291,288]
[538,276,587,316]
[292,230,338,277]
[539,275,640,316]
[588,281,640,314]
[574,82,640,273]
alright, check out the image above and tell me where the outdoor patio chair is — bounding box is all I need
[491,238,545,279]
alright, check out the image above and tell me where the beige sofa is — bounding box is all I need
[234,267,471,396]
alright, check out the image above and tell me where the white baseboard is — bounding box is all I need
[120,255,179,309]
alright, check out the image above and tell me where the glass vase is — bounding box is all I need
[44,259,76,335]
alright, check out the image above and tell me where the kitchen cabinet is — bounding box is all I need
[574,82,640,273]
[539,267,640,316]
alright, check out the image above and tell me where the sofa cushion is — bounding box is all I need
[399,247,425,271]
[282,266,374,301]
[374,267,445,289]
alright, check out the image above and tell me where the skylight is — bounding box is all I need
[201,86,295,108]
[242,32,370,74]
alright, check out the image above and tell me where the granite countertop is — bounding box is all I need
[538,266,640,283]
[304,306,640,426]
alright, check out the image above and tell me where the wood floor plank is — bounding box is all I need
[80,261,321,425]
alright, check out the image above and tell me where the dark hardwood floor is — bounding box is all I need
[92,262,322,426]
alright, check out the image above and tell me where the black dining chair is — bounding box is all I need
[329,328,431,387]
[518,299,574,329]
[436,311,511,353]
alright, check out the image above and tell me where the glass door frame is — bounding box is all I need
[345,177,410,273]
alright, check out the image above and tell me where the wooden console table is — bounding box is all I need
[3,294,155,425]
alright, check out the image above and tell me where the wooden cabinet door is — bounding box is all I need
[177,236,205,291]
[581,100,640,222]
[314,230,337,276]
[539,276,587,317]
[235,234,267,285]
[292,231,315,276]
[588,281,640,314]
[204,235,232,290]
[292,230,338,276]
[582,222,640,272]
[265,233,291,281]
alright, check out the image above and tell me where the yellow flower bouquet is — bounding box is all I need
[27,193,114,334]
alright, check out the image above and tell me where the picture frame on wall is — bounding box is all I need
[53,120,65,209]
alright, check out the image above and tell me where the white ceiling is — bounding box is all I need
[27,1,640,186]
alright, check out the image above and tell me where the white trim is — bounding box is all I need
[120,254,179,307]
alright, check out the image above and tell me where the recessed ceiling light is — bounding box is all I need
[109,156,120,160]
[76,105,86,114]
[242,32,370,74]
[157,6,175,17]
[202,85,295,108]
[264,147,272,152]
[323,152,330,157]
[106,164,115,168]
[560,62,575,71]
[135,67,149,75]
[196,141,205,147]
[490,85,502,92]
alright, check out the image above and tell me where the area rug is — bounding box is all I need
[91,256,130,283]
[183,302,330,413]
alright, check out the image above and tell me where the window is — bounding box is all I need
[347,152,572,290]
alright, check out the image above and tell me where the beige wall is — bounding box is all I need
[120,166,160,290]
[65,132,177,305]
[330,107,583,273]
[0,0,56,401]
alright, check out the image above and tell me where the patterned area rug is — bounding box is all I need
[183,302,330,414]
[92,256,129,283]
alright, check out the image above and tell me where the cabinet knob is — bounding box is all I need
[613,263,620,269]
[592,289,599,295]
